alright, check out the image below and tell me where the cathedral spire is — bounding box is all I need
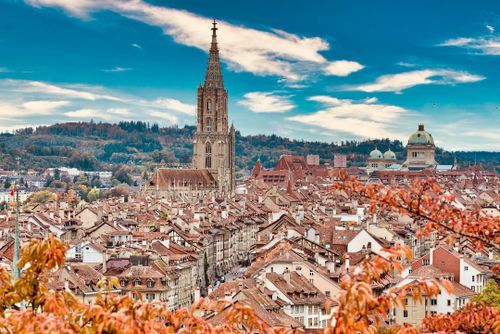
[204,19,224,89]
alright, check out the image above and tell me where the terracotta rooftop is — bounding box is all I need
[150,168,216,188]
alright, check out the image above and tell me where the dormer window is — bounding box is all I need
[147,280,154,288]
[133,279,141,287]
[120,279,127,287]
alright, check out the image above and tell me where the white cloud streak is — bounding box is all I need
[239,92,295,113]
[289,96,407,139]
[102,66,132,73]
[153,98,195,115]
[148,110,178,123]
[0,79,194,125]
[0,100,70,119]
[0,79,123,101]
[25,0,360,81]
[439,35,500,55]
[64,108,110,119]
[348,69,485,93]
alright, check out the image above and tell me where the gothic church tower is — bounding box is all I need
[192,21,235,194]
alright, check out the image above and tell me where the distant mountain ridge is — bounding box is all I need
[0,122,498,173]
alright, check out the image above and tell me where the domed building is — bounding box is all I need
[402,123,437,170]
[366,147,397,169]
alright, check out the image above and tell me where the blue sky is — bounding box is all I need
[0,0,499,150]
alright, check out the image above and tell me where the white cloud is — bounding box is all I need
[0,79,123,101]
[0,67,9,73]
[24,0,359,81]
[22,100,71,113]
[348,69,485,93]
[107,108,130,115]
[439,35,500,55]
[239,92,295,113]
[131,43,142,49]
[149,110,178,123]
[396,61,416,68]
[153,98,195,115]
[0,100,70,118]
[486,24,495,34]
[102,66,132,73]
[463,130,500,141]
[364,97,378,104]
[289,96,407,139]
[307,95,347,106]
[0,79,192,128]
[324,60,364,76]
[64,108,110,119]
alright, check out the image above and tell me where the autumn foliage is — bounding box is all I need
[331,170,499,333]
[0,171,498,333]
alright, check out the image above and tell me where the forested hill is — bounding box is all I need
[0,121,498,173]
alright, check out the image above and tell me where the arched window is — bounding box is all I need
[206,117,212,131]
[205,142,212,169]
[207,99,212,113]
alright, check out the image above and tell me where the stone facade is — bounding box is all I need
[403,124,437,170]
[149,21,235,198]
[192,21,235,195]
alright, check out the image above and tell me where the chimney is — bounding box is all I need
[102,253,107,273]
[257,280,265,293]
[326,259,335,273]
[283,267,290,284]
[429,247,435,265]
[97,207,103,222]
[345,254,350,273]
[64,280,70,292]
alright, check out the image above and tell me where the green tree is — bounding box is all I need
[113,166,132,185]
[87,188,101,202]
[28,190,56,204]
[472,279,500,306]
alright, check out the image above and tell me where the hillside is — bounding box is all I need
[0,122,498,174]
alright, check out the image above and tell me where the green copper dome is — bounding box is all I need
[369,148,383,159]
[383,149,396,160]
[408,124,434,145]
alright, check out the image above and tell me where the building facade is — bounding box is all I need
[402,123,437,170]
[366,148,397,169]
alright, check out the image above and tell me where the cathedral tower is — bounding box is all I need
[192,20,235,194]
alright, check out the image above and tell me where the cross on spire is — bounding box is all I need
[211,19,218,37]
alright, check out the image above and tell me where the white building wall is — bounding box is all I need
[82,246,104,263]
[460,258,486,293]
[347,230,382,253]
